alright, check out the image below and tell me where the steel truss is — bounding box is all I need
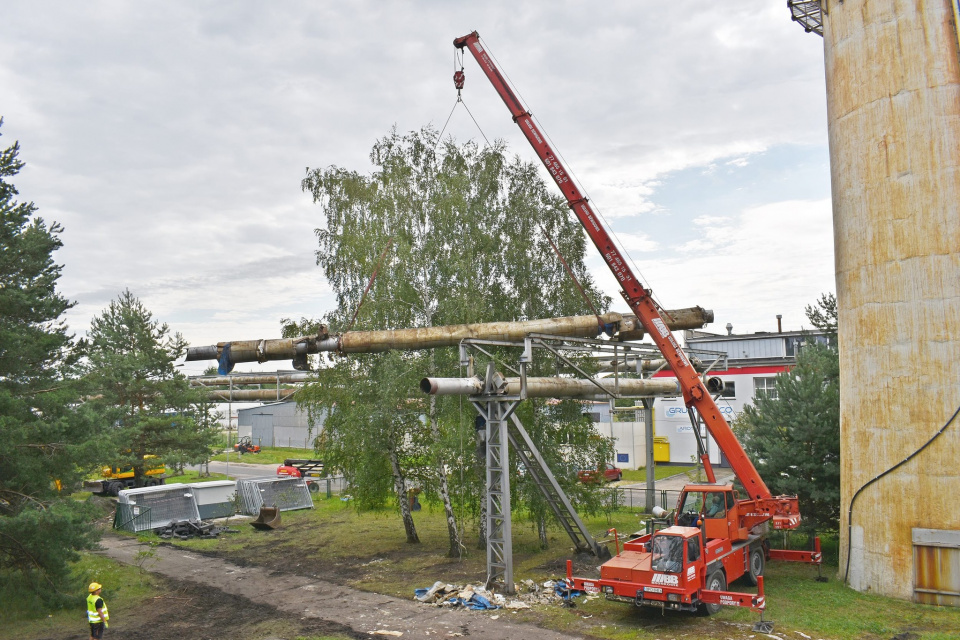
[458,334,724,593]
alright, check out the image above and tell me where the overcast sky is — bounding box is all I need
[1,1,833,377]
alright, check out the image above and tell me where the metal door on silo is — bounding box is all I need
[913,528,960,607]
[251,413,274,448]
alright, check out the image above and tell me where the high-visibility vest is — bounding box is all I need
[86,593,109,624]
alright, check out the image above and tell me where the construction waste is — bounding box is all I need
[414,578,587,611]
[155,519,239,540]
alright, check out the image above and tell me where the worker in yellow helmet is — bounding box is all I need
[86,582,109,640]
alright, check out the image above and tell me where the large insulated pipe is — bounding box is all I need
[597,356,705,373]
[185,307,714,366]
[420,376,697,399]
[203,388,298,402]
[191,372,313,386]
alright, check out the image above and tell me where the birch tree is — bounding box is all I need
[298,126,610,555]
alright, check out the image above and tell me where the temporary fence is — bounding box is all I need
[235,476,314,515]
[117,484,202,532]
[612,487,683,512]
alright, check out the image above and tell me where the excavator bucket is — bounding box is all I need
[250,506,281,530]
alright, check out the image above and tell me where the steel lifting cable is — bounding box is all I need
[540,223,605,332]
[843,399,960,582]
[437,50,491,149]
[344,237,394,335]
[478,35,669,315]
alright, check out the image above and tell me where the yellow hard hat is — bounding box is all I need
[89,582,102,592]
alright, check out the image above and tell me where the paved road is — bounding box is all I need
[202,459,276,481]
[98,535,588,640]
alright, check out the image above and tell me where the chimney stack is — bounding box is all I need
[776,314,783,333]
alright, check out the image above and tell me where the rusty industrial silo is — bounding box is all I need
[791,1,960,602]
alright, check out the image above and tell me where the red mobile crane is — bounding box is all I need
[453,31,820,623]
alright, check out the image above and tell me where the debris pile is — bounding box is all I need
[155,519,239,540]
[414,578,586,611]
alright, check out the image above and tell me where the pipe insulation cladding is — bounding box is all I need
[419,376,687,399]
[184,307,714,365]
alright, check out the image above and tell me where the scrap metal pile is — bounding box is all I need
[155,520,239,540]
[414,578,588,611]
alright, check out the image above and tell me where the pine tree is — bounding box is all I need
[735,295,841,533]
[84,291,219,486]
[0,119,102,598]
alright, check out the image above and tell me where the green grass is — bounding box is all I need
[620,464,690,483]
[0,552,161,640]
[11,487,960,639]
[209,445,315,465]
[162,494,960,640]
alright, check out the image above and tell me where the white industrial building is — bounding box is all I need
[589,325,828,469]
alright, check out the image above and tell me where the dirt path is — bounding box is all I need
[98,535,590,640]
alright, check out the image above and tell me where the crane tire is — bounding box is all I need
[747,546,765,586]
[698,569,726,616]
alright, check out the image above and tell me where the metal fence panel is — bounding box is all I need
[117,485,201,531]
[236,477,313,515]
[613,487,683,512]
[114,503,152,533]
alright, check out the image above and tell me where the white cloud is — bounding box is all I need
[0,1,830,363]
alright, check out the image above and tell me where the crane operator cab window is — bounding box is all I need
[650,535,684,573]
[677,492,705,527]
[705,493,726,519]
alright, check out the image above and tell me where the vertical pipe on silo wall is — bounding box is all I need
[824,0,960,599]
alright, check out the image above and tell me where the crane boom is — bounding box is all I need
[453,31,782,506]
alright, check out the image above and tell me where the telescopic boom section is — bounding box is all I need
[454,31,775,503]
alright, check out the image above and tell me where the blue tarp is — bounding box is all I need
[554,581,585,601]
[413,587,501,610]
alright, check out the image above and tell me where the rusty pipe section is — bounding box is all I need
[191,373,313,386]
[617,306,712,342]
[597,356,705,373]
[185,307,713,367]
[420,376,683,399]
[203,388,298,402]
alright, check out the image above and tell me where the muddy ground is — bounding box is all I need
[31,577,365,640]
[94,535,598,640]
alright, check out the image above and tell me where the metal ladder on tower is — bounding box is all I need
[507,412,612,560]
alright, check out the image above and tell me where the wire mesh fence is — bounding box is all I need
[114,503,152,533]
[611,487,683,512]
[117,485,202,532]
[236,477,314,515]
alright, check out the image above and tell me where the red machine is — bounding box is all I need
[233,436,261,455]
[277,459,325,493]
[453,31,821,626]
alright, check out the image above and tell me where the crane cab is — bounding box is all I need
[676,484,751,542]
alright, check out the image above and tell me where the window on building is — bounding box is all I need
[721,381,736,398]
[754,377,778,400]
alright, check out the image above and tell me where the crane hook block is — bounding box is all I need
[453,70,465,90]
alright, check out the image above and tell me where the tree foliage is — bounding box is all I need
[804,292,837,344]
[735,295,841,532]
[84,291,220,484]
[297,127,614,551]
[0,119,102,597]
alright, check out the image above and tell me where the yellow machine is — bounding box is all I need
[85,456,166,496]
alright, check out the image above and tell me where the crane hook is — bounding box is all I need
[453,69,465,91]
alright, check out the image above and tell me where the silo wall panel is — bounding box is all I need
[824,0,960,600]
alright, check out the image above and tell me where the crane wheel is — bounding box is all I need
[747,546,765,586]
[698,570,726,616]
